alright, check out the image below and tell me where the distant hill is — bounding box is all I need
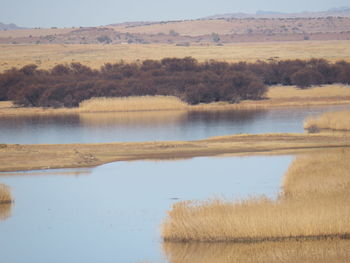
[1,7,350,45]
[0,22,24,31]
[203,7,350,19]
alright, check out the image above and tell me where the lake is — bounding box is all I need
[0,105,348,144]
[0,105,348,262]
[0,156,292,263]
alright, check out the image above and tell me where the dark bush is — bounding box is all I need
[0,58,349,108]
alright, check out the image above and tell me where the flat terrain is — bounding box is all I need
[1,41,350,72]
[0,133,349,172]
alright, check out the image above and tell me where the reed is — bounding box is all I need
[163,239,350,263]
[267,84,350,100]
[79,96,189,112]
[161,148,350,242]
[0,183,12,204]
[304,110,350,131]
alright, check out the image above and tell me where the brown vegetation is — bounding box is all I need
[0,133,350,172]
[161,148,350,242]
[0,184,12,221]
[1,58,350,108]
[304,110,350,131]
[0,183,12,204]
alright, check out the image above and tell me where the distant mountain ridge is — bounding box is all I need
[203,7,350,20]
[0,22,24,30]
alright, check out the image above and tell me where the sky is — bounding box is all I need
[1,0,349,28]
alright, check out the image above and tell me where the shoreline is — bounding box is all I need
[1,97,350,117]
[1,85,350,117]
[1,133,350,172]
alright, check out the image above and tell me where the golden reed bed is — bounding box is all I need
[161,148,350,242]
[0,184,12,221]
[304,110,350,131]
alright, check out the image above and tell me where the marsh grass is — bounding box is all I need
[0,184,12,220]
[0,183,12,204]
[163,239,350,263]
[79,96,189,112]
[304,110,350,131]
[267,84,350,100]
[161,148,350,242]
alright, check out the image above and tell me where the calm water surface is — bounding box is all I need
[0,105,348,144]
[0,156,292,263]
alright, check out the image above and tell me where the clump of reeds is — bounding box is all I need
[282,149,350,198]
[79,96,189,112]
[304,110,350,131]
[163,239,350,263]
[0,183,12,204]
[161,148,350,242]
[0,184,12,221]
[162,197,350,242]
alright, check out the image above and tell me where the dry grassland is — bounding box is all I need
[161,148,350,242]
[0,133,350,172]
[304,110,350,131]
[1,41,350,72]
[163,239,350,263]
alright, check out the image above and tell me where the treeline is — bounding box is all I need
[0,57,349,107]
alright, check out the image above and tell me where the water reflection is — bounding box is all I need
[0,183,13,221]
[1,105,348,144]
[163,239,350,263]
[79,110,188,126]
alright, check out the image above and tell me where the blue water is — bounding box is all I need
[0,155,292,263]
[0,105,348,144]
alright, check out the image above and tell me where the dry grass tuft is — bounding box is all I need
[163,239,350,263]
[161,148,350,242]
[304,110,350,131]
[0,183,12,204]
[0,183,12,220]
[79,96,189,112]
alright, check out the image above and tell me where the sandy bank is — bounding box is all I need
[0,133,350,172]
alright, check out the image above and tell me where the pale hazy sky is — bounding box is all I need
[1,0,349,28]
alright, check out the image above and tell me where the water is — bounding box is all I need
[0,105,348,144]
[0,156,292,263]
